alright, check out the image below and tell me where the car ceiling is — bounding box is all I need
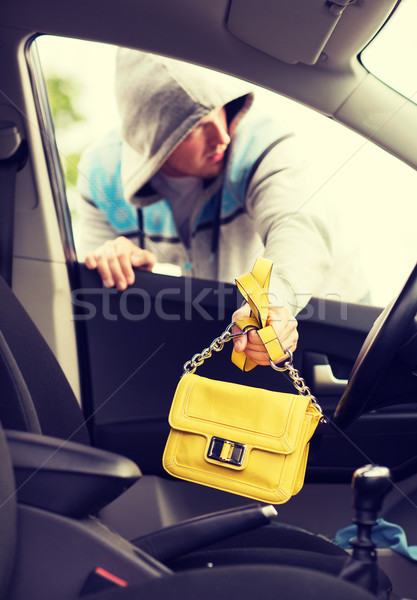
[0,0,398,88]
[1,0,417,169]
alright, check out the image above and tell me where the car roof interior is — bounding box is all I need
[2,0,417,170]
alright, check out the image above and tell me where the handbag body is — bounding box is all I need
[163,373,322,503]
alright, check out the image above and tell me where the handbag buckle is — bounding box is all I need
[207,437,246,467]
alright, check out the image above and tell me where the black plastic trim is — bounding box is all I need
[24,36,96,439]
[7,429,141,517]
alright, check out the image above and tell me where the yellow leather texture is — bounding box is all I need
[163,373,322,504]
[232,256,286,372]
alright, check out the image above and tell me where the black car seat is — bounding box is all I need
[0,419,384,600]
[0,275,392,597]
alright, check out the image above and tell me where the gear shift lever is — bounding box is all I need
[340,464,393,595]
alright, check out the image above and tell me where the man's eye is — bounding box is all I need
[188,124,204,136]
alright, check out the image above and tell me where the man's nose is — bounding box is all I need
[208,119,230,147]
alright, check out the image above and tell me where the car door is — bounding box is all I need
[20,34,417,536]
[74,265,417,479]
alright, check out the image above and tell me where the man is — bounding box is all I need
[76,49,334,364]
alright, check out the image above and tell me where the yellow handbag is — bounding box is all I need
[163,258,324,504]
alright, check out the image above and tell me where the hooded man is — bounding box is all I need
[76,48,335,364]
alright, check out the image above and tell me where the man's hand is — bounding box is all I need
[85,236,157,291]
[231,302,298,366]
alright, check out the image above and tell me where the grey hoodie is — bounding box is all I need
[77,49,367,311]
[115,49,253,204]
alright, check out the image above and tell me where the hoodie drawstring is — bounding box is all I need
[137,209,145,249]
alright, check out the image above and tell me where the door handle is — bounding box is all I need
[312,364,348,395]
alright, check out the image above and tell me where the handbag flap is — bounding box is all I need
[168,374,316,454]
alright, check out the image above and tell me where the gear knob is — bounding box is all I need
[339,465,393,593]
[352,464,393,521]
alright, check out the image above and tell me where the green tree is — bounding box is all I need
[46,74,85,188]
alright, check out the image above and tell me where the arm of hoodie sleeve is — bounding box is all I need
[75,195,172,276]
[245,134,334,316]
[73,194,120,262]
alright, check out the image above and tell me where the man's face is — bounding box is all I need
[161,107,230,179]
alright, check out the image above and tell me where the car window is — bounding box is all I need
[361,0,417,103]
[34,35,417,309]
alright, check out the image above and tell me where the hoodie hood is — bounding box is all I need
[115,48,254,205]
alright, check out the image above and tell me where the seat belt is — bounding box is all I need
[0,121,28,286]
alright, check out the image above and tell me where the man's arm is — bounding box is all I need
[245,133,333,315]
[232,133,333,365]
[74,196,121,261]
[75,196,156,290]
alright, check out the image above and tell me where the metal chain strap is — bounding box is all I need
[183,322,325,419]
[270,355,324,416]
[183,322,245,374]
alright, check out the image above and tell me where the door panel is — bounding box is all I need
[75,265,417,482]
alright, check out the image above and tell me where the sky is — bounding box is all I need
[35,9,417,307]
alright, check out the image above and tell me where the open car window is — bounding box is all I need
[361,0,417,104]
[34,35,417,309]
